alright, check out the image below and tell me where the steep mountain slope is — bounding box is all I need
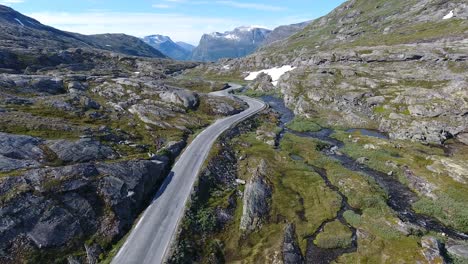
[143,35,191,60]
[0,5,165,58]
[259,0,467,61]
[176,41,196,52]
[261,21,311,47]
[191,26,272,62]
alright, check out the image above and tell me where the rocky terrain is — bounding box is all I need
[143,35,192,61]
[260,21,310,47]
[0,5,247,264]
[173,0,468,263]
[190,0,468,144]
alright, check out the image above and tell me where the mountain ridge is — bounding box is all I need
[143,34,191,61]
[0,4,166,58]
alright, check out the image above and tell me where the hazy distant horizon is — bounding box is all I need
[1,0,345,45]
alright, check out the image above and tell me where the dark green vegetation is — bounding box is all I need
[170,104,468,262]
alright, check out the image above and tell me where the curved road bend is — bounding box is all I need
[112,84,266,264]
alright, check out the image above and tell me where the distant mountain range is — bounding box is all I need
[0,3,310,63]
[190,22,311,62]
[190,26,272,62]
[0,5,165,58]
[142,35,193,61]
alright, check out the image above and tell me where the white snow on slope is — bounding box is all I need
[225,34,240,40]
[245,65,295,86]
[443,10,454,20]
[14,18,24,26]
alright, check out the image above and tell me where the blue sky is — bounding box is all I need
[1,0,346,44]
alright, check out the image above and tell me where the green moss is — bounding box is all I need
[286,117,322,132]
[343,210,362,226]
[314,220,353,249]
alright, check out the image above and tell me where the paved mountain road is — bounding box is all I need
[112,84,266,264]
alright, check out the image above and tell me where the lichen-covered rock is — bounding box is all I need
[283,223,304,264]
[159,89,199,109]
[46,138,117,163]
[447,244,468,259]
[0,132,45,172]
[0,159,169,262]
[248,72,275,92]
[421,237,445,264]
[0,132,44,161]
[240,159,272,232]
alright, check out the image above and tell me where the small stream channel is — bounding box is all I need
[259,95,468,263]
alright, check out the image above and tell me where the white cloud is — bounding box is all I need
[0,0,25,5]
[216,1,284,11]
[26,11,242,45]
[152,4,171,9]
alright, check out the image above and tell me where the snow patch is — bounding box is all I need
[14,18,24,26]
[225,34,240,40]
[245,65,295,86]
[148,35,170,43]
[443,10,454,20]
[222,65,231,70]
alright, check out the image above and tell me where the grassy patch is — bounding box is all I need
[286,117,322,132]
[314,220,353,249]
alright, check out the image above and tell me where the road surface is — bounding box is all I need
[112,84,266,264]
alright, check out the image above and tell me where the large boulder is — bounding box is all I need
[0,132,44,172]
[46,138,117,163]
[248,72,275,92]
[0,132,44,161]
[240,159,272,232]
[159,89,199,109]
[30,77,65,94]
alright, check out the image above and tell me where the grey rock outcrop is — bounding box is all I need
[283,223,304,264]
[447,244,468,259]
[421,237,445,263]
[240,159,272,232]
[0,159,169,262]
[0,132,44,160]
[85,243,103,264]
[159,89,199,109]
[0,132,44,172]
[248,72,275,92]
[46,138,116,163]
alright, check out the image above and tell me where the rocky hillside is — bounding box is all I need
[175,0,468,263]
[195,0,468,144]
[143,35,191,61]
[0,5,165,59]
[260,21,310,47]
[0,5,248,264]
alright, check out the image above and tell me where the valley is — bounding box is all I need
[0,0,467,263]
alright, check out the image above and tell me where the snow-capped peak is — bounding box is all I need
[146,35,171,43]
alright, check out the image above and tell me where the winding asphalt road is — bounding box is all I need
[112,84,266,264]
